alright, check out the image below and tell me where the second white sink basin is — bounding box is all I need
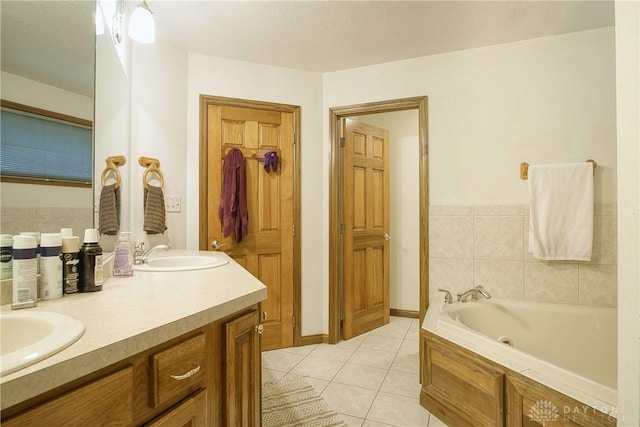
[133,255,229,272]
[1,311,85,377]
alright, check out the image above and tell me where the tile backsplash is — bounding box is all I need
[0,206,94,238]
[429,204,617,308]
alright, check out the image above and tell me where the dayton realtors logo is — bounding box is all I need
[529,400,560,426]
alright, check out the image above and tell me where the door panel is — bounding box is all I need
[342,118,390,340]
[207,105,294,350]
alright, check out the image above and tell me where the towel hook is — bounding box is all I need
[138,156,164,189]
[101,155,126,189]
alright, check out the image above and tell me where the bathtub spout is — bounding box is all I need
[457,286,492,302]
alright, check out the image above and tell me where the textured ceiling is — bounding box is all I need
[0,1,615,98]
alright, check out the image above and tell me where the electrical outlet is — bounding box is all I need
[165,195,181,213]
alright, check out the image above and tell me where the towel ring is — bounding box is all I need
[138,156,164,189]
[100,155,126,189]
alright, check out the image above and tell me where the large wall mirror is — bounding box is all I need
[0,0,131,243]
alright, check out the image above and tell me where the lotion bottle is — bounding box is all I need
[113,232,133,276]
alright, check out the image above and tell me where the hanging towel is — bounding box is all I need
[219,148,249,242]
[528,162,594,261]
[98,183,120,235]
[144,184,167,234]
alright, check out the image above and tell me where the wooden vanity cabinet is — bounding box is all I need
[2,305,263,427]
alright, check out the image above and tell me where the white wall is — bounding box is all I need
[323,27,617,208]
[130,41,188,247]
[615,1,640,424]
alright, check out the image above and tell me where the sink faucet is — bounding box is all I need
[457,285,491,303]
[133,243,171,265]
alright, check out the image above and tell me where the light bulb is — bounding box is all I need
[129,1,155,43]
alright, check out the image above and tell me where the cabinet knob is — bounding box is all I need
[262,311,268,320]
[255,324,264,335]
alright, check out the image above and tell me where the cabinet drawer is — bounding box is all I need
[3,366,134,426]
[151,333,206,407]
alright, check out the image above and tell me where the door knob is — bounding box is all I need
[211,240,226,250]
[384,233,391,241]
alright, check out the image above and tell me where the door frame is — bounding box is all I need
[328,96,429,344]
[198,94,302,347]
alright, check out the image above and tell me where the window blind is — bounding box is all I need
[1,109,92,183]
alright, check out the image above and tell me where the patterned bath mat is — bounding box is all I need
[262,374,347,427]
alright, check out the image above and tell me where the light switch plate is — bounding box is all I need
[165,195,181,213]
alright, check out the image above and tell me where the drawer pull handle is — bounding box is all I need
[170,364,201,381]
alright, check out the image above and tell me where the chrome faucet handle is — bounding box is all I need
[437,288,453,304]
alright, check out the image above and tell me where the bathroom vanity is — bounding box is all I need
[0,250,267,426]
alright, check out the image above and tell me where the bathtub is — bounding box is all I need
[422,298,617,417]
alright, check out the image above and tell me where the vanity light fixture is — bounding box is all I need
[128,0,155,43]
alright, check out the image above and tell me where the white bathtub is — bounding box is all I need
[422,299,617,416]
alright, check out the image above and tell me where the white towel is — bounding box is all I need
[528,162,594,261]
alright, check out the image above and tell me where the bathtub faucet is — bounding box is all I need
[457,285,491,303]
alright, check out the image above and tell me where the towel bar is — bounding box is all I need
[101,155,126,189]
[520,159,597,180]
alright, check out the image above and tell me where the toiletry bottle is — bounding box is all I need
[113,232,133,276]
[12,235,37,309]
[20,231,41,274]
[0,234,13,280]
[40,233,63,300]
[79,229,103,292]
[61,236,81,294]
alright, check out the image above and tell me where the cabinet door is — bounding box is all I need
[225,309,261,426]
[506,375,616,427]
[422,335,505,427]
[145,389,208,427]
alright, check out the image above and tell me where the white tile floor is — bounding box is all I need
[262,316,447,427]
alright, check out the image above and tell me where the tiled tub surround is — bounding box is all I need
[429,204,617,307]
[0,206,94,238]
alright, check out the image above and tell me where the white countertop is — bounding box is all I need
[0,250,267,410]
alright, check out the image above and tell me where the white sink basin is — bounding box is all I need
[1,311,85,376]
[132,255,229,272]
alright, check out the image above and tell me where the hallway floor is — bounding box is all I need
[262,316,447,426]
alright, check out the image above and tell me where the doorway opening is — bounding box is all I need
[328,96,429,344]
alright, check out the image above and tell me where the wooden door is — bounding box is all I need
[225,310,261,427]
[206,104,294,351]
[341,118,390,340]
